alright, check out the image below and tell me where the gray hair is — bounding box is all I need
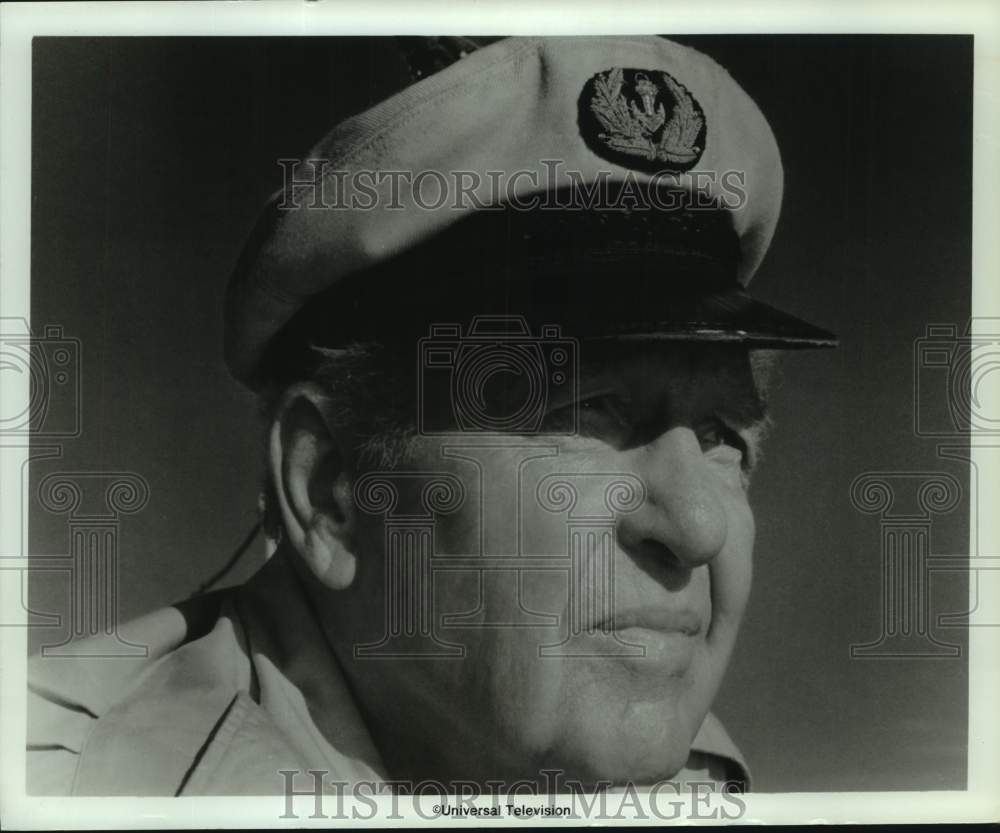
[257,342,420,540]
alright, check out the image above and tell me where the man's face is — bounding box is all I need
[337,341,766,786]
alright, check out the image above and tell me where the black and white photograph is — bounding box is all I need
[1,1,998,827]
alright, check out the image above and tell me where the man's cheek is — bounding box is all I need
[707,528,754,632]
[489,631,569,757]
[519,570,570,624]
[432,570,483,623]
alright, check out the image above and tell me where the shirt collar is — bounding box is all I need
[233,548,387,782]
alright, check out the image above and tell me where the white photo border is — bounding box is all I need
[1,0,998,827]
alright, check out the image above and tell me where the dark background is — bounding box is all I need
[28,35,972,792]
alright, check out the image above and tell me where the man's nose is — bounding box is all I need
[616,428,728,568]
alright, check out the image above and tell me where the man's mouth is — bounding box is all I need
[593,607,704,636]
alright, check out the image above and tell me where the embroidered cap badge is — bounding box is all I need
[578,67,707,173]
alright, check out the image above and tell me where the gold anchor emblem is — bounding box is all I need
[588,67,704,167]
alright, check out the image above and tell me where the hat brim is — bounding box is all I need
[575,288,838,349]
[257,282,837,390]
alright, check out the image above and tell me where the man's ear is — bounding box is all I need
[269,382,358,590]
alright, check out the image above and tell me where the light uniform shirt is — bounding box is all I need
[27,552,750,796]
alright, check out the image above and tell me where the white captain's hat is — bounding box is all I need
[225,35,837,389]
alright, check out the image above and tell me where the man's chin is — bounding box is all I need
[539,704,698,788]
[545,744,694,790]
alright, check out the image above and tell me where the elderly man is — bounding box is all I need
[27,35,834,796]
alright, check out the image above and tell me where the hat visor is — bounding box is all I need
[256,284,836,390]
[545,288,838,349]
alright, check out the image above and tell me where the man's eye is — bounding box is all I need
[697,417,747,459]
[697,422,726,449]
[542,393,631,435]
[579,393,630,423]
